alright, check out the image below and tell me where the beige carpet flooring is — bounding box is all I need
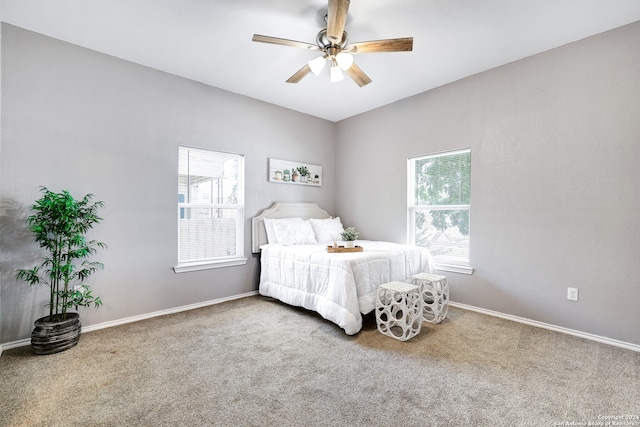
[1,295,639,426]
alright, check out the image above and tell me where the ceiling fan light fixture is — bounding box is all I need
[308,55,327,75]
[330,61,344,82]
[335,51,353,70]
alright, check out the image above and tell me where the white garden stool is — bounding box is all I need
[410,273,449,324]
[375,281,423,341]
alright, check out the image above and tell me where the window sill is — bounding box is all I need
[173,257,248,273]
[435,263,474,275]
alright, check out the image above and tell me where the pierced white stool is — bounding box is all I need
[410,273,449,324]
[375,281,422,341]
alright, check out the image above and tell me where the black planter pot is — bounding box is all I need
[31,312,81,355]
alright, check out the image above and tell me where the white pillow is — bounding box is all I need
[309,217,345,243]
[271,218,318,245]
[262,218,279,244]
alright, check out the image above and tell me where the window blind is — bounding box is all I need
[178,146,244,265]
[409,149,471,269]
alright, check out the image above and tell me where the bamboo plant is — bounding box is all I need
[16,187,106,321]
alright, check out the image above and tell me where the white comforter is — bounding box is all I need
[259,240,435,335]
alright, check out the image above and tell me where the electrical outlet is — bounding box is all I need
[567,287,579,301]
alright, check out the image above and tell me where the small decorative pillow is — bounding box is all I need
[271,218,318,245]
[309,217,345,243]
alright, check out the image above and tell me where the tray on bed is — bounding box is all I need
[326,245,363,253]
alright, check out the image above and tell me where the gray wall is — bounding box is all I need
[0,24,336,343]
[0,23,3,347]
[336,21,640,345]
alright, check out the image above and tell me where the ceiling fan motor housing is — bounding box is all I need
[316,29,349,50]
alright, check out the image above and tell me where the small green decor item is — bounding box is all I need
[16,187,106,354]
[341,227,359,241]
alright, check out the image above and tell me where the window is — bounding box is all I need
[408,149,472,274]
[174,146,247,273]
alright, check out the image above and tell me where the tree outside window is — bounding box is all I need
[409,149,471,268]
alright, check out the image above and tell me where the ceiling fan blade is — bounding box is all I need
[346,37,413,54]
[345,63,372,87]
[327,0,350,44]
[286,64,312,83]
[252,34,319,51]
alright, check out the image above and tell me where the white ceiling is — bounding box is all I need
[2,0,640,122]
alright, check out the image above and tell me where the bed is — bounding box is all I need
[252,202,436,335]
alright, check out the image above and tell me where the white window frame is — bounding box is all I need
[174,146,247,273]
[408,148,473,275]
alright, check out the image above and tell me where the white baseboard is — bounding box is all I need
[0,291,259,352]
[3,293,637,354]
[1,337,29,352]
[450,301,640,353]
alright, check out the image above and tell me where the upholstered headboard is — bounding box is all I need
[251,202,331,253]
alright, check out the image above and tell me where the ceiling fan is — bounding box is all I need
[252,0,413,87]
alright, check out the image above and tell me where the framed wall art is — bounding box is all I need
[268,158,322,187]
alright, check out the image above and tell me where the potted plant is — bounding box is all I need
[15,187,106,355]
[297,166,310,183]
[341,227,359,248]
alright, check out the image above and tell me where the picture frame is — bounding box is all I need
[268,158,322,187]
